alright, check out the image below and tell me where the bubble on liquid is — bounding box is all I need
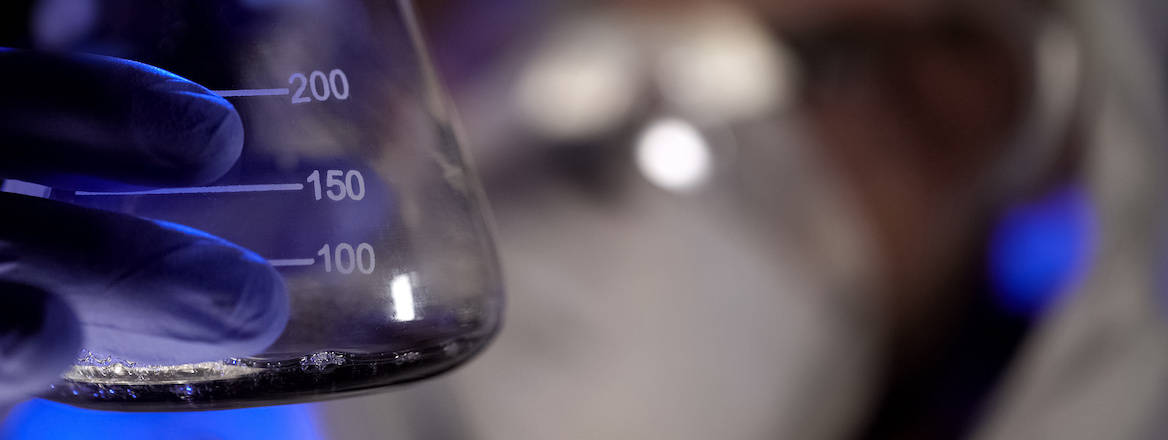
[64,359,257,384]
[392,351,422,366]
[300,352,346,372]
[442,341,461,357]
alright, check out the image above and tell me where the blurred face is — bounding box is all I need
[429,0,1062,348]
[800,9,1028,328]
[619,0,1050,336]
[403,2,1079,438]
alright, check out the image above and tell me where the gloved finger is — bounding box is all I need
[0,193,289,365]
[0,48,243,190]
[0,282,81,402]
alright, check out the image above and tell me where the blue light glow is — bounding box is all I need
[988,184,1096,317]
[1,399,323,440]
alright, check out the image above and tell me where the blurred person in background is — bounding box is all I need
[314,0,1168,439]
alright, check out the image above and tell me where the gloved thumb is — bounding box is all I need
[0,283,81,402]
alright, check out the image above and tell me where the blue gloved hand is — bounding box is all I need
[0,49,290,402]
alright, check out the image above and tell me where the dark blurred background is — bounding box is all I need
[7,0,1168,438]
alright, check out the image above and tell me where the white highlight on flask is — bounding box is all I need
[390,273,418,322]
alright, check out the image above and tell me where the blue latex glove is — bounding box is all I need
[0,49,290,402]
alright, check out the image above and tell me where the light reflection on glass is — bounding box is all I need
[390,273,418,322]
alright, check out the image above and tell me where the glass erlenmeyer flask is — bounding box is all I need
[6,0,502,410]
